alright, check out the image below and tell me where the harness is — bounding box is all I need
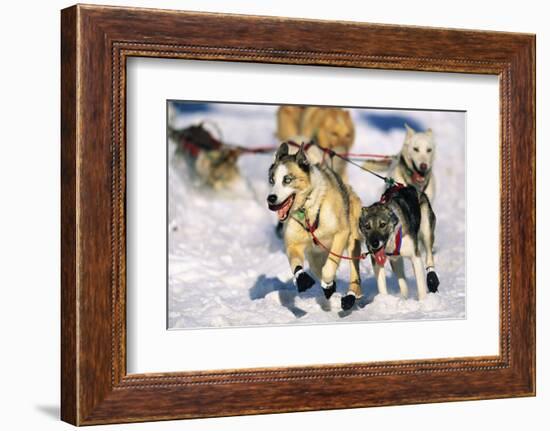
[291,206,370,261]
[292,206,321,241]
[385,226,403,256]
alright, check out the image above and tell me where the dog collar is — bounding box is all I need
[293,206,321,238]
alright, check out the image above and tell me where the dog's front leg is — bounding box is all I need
[412,254,428,300]
[287,242,315,292]
[372,261,388,296]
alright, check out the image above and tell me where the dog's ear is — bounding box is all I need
[359,207,369,224]
[404,123,415,137]
[425,128,433,137]
[296,143,310,172]
[275,142,289,161]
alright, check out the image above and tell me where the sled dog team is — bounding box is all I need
[267,106,440,311]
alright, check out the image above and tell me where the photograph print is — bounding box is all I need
[167,101,466,329]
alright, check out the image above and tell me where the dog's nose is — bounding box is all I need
[267,194,277,204]
[420,163,428,171]
[371,239,380,249]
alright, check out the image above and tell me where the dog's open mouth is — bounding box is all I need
[268,194,295,222]
[412,163,428,184]
[371,247,387,266]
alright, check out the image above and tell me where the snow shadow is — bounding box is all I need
[250,275,308,318]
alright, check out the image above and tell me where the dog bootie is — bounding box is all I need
[294,266,315,292]
[427,269,439,293]
[341,294,356,310]
[321,280,336,300]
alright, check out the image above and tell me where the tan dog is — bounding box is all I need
[267,142,363,310]
[276,106,355,182]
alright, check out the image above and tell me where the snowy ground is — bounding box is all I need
[167,102,466,329]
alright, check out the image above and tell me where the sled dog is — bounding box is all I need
[363,124,436,202]
[276,106,355,182]
[169,124,240,190]
[358,185,440,300]
[267,142,363,310]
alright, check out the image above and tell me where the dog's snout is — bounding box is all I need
[420,162,428,171]
[371,239,380,249]
[267,194,277,204]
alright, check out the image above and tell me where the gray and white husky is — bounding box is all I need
[364,124,436,202]
[358,185,439,300]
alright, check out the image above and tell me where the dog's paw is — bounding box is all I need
[294,267,315,292]
[321,280,336,300]
[427,271,440,293]
[341,294,356,310]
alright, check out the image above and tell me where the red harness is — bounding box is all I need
[386,226,403,256]
[179,136,222,158]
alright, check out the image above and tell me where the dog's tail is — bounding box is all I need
[361,154,398,172]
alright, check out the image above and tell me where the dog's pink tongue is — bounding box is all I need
[412,172,425,184]
[374,249,386,266]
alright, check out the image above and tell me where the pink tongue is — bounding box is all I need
[412,172,425,184]
[277,199,291,220]
[374,249,387,266]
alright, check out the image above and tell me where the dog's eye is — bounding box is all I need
[269,176,274,185]
[427,148,433,153]
[283,175,293,185]
[379,222,386,228]
[365,223,371,230]
[413,147,419,152]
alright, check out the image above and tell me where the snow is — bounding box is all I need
[168,103,466,329]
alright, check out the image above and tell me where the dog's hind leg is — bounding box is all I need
[341,238,362,310]
[390,257,409,298]
[288,242,315,293]
[419,194,440,293]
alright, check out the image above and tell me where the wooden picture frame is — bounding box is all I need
[61,4,535,425]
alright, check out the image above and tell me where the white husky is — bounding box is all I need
[364,124,437,202]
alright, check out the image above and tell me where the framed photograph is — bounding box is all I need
[61,4,535,425]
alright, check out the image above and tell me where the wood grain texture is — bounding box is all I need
[60,4,536,425]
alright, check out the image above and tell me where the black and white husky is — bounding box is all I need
[358,185,439,300]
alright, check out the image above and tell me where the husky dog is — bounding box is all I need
[169,124,240,190]
[358,185,440,300]
[267,142,363,310]
[364,124,436,202]
[277,106,355,182]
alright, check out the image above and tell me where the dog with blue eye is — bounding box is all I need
[266,141,364,311]
[358,185,440,300]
